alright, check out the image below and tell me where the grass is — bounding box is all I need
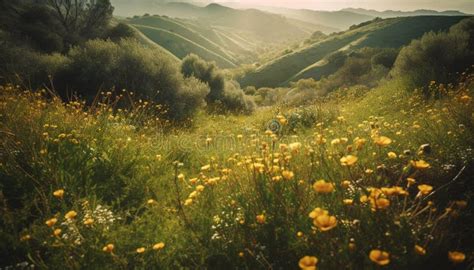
[239,16,468,88]
[132,24,237,69]
[0,72,473,268]
[128,16,238,64]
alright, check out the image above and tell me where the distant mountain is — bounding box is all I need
[342,8,467,18]
[251,7,374,30]
[239,16,469,88]
[122,3,343,67]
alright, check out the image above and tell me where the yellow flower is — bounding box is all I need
[374,198,390,210]
[417,184,433,195]
[238,251,245,257]
[308,208,328,219]
[414,245,426,255]
[83,218,94,226]
[103,243,114,253]
[20,235,31,242]
[297,231,303,237]
[136,247,146,254]
[153,242,165,250]
[184,198,193,206]
[313,180,334,194]
[298,256,318,270]
[459,94,471,103]
[411,160,430,169]
[45,218,57,227]
[374,136,392,147]
[331,138,341,145]
[53,189,65,199]
[343,199,353,205]
[448,251,465,263]
[282,170,295,180]
[387,152,397,159]
[147,199,156,205]
[53,228,62,237]
[341,180,351,189]
[407,177,416,186]
[256,214,266,224]
[289,142,302,153]
[313,214,337,231]
[354,138,366,150]
[178,173,185,180]
[340,155,358,166]
[65,210,77,220]
[196,185,205,192]
[369,249,390,266]
[201,164,211,171]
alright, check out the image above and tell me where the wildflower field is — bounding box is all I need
[0,71,473,269]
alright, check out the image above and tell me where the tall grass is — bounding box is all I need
[0,73,473,268]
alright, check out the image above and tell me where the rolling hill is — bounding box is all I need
[342,8,467,18]
[239,16,469,88]
[124,4,339,68]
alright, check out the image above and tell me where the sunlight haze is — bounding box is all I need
[221,0,474,13]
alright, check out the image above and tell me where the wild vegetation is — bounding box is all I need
[0,1,473,269]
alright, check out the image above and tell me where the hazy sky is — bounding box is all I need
[221,0,474,13]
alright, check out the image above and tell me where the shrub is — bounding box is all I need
[105,23,136,42]
[0,41,68,88]
[181,54,255,114]
[391,17,474,92]
[56,39,209,121]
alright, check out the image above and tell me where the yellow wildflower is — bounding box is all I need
[418,184,433,195]
[103,244,114,253]
[45,218,57,227]
[369,249,390,266]
[65,210,77,220]
[298,256,318,270]
[448,251,465,263]
[313,180,334,194]
[153,242,165,250]
[53,189,65,199]
[340,155,358,166]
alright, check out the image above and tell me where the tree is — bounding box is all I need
[47,0,114,44]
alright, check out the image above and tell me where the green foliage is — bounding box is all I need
[56,39,209,121]
[0,40,69,87]
[105,23,136,42]
[0,0,114,52]
[181,54,255,114]
[391,17,474,93]
[1,72,473,268]
[240,16,467,88]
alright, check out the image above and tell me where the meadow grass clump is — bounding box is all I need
[0,71,473,268]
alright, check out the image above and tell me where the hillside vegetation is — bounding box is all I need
[124,4,336,66]
[239,16,468,88]
[1,2,473,269]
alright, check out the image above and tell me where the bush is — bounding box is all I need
[181,54,255,114]
[56,39,209,121]
[0,41,68,87]
[105,23,136,42]
[391,17,474,92]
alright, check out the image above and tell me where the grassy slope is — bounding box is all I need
[128,25,181,63]
[133,24,237,68]
[239,16,468,88]
[128,16,238,63]
[1,74,473,268]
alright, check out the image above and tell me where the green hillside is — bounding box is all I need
[126,10,335,67]
[132,24,237,68]
[239,16,469,88]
